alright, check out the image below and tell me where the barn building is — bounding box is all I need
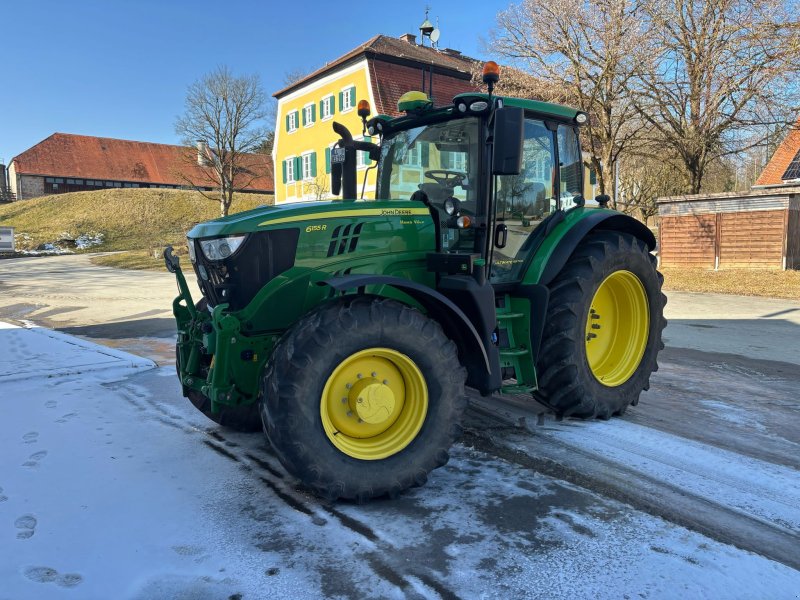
[2,133,273,201]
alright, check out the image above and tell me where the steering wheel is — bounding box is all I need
[424,170,466,188]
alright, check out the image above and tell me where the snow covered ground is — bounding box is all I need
[2,320,800,599]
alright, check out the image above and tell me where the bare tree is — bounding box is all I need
[304,174,330,201]
[616,148,689,224]
[632,0,800,194]
[175,66,270,216]
[492,0,649,200]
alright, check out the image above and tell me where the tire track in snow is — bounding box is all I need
[466,395,800,572]
[115,383,462,600]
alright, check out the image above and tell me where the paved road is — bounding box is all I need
[2,254,799,580]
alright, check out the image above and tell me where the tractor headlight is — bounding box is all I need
[199,234,246,261]
[186,238,197,263]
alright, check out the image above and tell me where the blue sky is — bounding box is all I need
[0,0,512,163]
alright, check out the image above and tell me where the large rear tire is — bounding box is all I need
[535,231,666,419]
[179,299,262,433]
[260,296,467,501]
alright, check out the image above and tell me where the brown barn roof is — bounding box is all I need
[755,118,800,187]
[11,133,273,192]
[273,34,479,101]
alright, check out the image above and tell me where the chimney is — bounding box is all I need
[399,33,417,45]
[196,140,209,167]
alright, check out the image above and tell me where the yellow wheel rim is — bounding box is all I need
[320,348,428,460]
[585,270,649,387]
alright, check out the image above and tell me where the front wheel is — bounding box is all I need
[260,296,467,501]
[535,231,666,419]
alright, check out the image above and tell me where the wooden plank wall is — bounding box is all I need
[659,214,716,268]
[659,209,791,269]
[718,210,785,269]
[787,210,800,270]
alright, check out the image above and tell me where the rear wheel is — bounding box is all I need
[261,296,466,501]
[179,299,262,432]
[536,231,666,419]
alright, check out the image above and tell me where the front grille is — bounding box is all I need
[191,229,300,311]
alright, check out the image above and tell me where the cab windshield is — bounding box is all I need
[376,117,481,211]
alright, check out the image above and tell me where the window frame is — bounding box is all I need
[321,95,334,120]
[302,152,313,180]
[287,110,298,133]
[341,86,355,113]
[303,103,315,128]
[286,155,296,183]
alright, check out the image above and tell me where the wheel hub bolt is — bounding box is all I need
[357,373,363,379]
[371,372,377,377]
[383,379,388,385]
[587,333,597,341]
[341,397,348,404]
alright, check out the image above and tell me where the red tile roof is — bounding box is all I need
[274,34,479,100]
[369,59,480,117]
[11,133,273,192]
[756,118,800,186]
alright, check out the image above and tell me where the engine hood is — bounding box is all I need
[187,200,431,239]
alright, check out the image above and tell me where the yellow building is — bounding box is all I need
[271,34,478,203]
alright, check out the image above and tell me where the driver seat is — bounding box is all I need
[418,182,451,204]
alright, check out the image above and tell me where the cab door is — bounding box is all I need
[489,118,557,286]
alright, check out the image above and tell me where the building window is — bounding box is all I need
[303,104,316,127]
[356,137,373,170]
[321,95,334,120]
[285,157,295,183]
[404,145,421,167]
[302,152,317,180]
[340,86,355,112]
[442,151,466,172]
[287,110,298,132]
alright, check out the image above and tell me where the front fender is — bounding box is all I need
[320,274,502,395]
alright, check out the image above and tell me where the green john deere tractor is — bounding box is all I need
[165,63,666,501]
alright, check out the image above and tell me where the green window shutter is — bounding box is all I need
[295,156,302,178]
[311,103,316,123]
[319,99,324,117]
[311,152,317,177]
[364,136,372,164]
[285,114,290,131]
[282,159,287,184]
[325,147,331,174]
[331,96,336,115]
[349,87,355,107]
[339,91,344,111]
[589,168,597,185]
[301,108,306,127]
[421,143,430,167]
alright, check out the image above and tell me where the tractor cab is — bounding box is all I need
[331,61,591,291]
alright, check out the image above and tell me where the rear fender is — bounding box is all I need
[537,211,656,286]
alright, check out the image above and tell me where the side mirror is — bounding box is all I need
[492,106,524,176]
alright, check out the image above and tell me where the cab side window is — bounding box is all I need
[491,119,555,284]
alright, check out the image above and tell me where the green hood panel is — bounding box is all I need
[187,200,430,239]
